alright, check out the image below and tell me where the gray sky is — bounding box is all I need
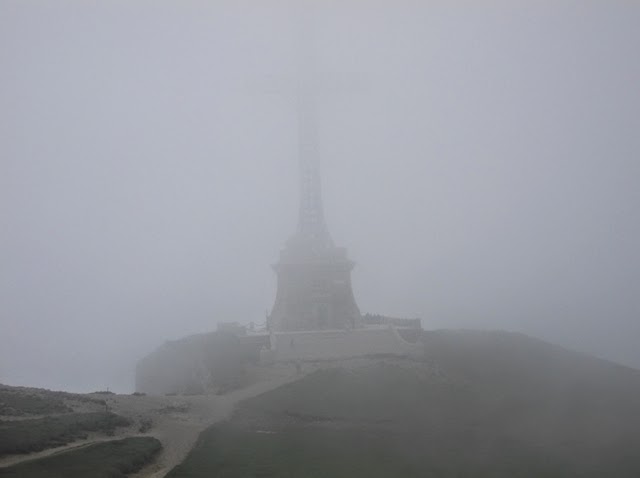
[1,1,639,393]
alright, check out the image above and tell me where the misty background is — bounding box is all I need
[1,1,638,393]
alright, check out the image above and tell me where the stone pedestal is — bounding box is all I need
[269,234,361,332]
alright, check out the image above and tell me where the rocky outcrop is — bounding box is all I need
[135,331,265,396]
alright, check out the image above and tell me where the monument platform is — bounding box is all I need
[258,325,423,363]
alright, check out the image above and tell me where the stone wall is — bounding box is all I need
[266,326,423,363]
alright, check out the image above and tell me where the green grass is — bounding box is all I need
[0,436,161,478]
[167,422,428,478]
[166,331,640,477]
[0,412,131,456]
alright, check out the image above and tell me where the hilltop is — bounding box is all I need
[168,330,640,477]
[3,330,640,477]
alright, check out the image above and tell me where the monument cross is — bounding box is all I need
[268,5,362,332]
[291,6,334,249]
[269,4,360,249]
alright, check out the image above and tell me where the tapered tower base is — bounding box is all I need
[269,235,361,332]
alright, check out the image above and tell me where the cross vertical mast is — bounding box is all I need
[293,6,333,248]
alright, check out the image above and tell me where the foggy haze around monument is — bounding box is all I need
[1,1,639,393]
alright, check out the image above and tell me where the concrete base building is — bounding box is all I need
[269,237,362,332]
[261,326,422,363]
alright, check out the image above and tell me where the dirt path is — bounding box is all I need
[130,364,301,478]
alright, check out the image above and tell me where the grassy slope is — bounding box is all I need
[0,385,107,417]
[0,412,131,455]
[168,330,640,478]
[0,389,70,416]
[0,436,161,478]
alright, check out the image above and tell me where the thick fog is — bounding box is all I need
[1,1,638,393]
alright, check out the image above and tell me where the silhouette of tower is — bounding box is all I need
[268,7,361,332]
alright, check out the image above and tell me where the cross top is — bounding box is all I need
[289,6,334,248]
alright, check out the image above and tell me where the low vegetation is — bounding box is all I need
[0,388,70,416]
[0,412,131,456]
[168,331,640,477]
[0,436,161,478]
[0,385,107,417]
